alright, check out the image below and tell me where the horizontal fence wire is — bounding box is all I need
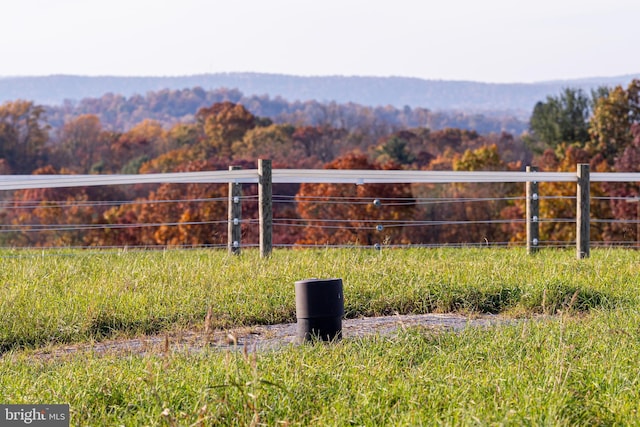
[0,196,257,209]
[0,220,230,233]
[0,192,635,248]
[277,195,527,206]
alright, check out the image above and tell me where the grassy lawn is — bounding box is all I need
[1,248,639,425]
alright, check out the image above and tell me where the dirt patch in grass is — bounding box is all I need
[25,313,517,360]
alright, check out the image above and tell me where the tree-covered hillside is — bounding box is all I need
[43,87,528,135]
[2,72,639,114]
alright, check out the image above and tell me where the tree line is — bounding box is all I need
[0,80,638,247]
[44,87,528,135]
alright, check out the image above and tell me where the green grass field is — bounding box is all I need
[1,248,639,425]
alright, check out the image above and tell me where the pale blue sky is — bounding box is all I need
[1,0,638,83]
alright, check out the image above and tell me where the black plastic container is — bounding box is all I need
[295,278,344,342]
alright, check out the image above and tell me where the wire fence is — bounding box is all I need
[1,191,639,250]
[1,165,640,252]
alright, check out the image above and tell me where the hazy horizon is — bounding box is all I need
[2,0,639,84]
[2,71,639,86]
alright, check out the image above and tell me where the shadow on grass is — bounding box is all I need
[0,314,182,355]
[442,287,524,314]
[530,284,619,315]
[445,284,619,315]
[87,313,175,340]
[346,284,622,319]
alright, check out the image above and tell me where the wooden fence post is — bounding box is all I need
[526,166,539,254]
[228,165,242,255]
[577,163,590,259]
[259,159,272,258]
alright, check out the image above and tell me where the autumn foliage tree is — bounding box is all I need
[409,145,521,246]
[140,103,261,174]
[0,100,49,174]
[532,144,610,245]
[111,119,168,173]
[295,153,415,246]
[589,79,640,167]
[196,102,257,159]
[3,165,120,247]
[100,160,229,247]
[53,114,107,173]
[292,125,343,165]
[602,124,640,242]
[232,124,299,166]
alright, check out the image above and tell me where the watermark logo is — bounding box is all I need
[0,405,69,426]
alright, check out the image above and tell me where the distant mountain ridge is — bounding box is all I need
[1,72,639,117]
